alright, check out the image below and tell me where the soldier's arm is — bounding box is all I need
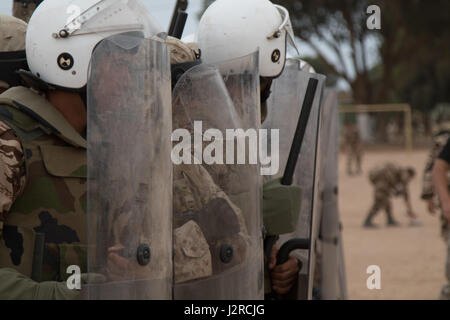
[433,138,450,222]
[0,120,26,234]
[0,121,76,300]
[421,141,440,200]
[0,268,80,300]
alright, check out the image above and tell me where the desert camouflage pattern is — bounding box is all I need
[421,131,450,200]
[169,38,258,296]
[173,162,248,283]
[421,131,450,238]
[366,163,413,224]
[0,14,27,52]
[0,14,28,90]
[166,36,199,65]
[0,121,26,224]
[0,86,87,283]
[420,130,450,300]
[172,51,263,299]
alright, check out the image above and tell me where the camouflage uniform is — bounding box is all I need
[364,163,413,226]
[169,38,251,285]
[0,86,86,299]
[343,123,362,175]
[173,162,249,283]
[421,128,450,299]
[12,0,42,23]
[0,14,27,92]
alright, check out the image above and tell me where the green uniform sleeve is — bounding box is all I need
[0,268,80,300]
[263,178,302,235]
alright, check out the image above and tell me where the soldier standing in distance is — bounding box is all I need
[343,121,362,176]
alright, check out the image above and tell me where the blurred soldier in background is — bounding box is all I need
[427,118,450,299]
[422,120,450,231]
[363,163,418,228]
[12,0,43,22]
[343,121,362,176]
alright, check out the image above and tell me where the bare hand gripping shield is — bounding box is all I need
[263,59,326,299]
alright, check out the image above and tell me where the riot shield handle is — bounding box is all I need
[168,0,189,38]
[265,238,309,300]
[281,78,318,186]
[266,76,318,300]
[276,238,309,265]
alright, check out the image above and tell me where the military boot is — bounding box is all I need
[387,216,400,227]
[363,215,378,228]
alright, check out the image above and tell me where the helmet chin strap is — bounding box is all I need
[0,51,28,88]
[17,69,87,94]
[260,77,273,105]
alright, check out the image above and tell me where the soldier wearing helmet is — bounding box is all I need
[196,0,304,298]
[0,0,170,299]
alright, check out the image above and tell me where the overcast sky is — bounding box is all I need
[0,0,381,90]
[0,0,204,36]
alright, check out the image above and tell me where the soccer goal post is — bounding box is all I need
[339,104,413,151]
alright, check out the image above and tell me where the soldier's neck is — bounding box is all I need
[46,90,87,136]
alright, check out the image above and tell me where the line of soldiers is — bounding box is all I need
[0,0,329,300]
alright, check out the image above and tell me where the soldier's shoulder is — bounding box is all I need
[433,131,450,146]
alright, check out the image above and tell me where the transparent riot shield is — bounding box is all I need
[318,89,348,299]
[172,52,264,299]
[86,33,172,299]
[263,59,325,300]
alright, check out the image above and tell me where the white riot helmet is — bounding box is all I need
[25,0,164,90]
[197,0,299,78]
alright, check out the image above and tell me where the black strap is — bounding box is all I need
[0,51,28,88]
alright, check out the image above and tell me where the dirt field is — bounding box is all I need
[339,149,447,300]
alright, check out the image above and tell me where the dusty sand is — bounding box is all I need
[338,149,447,300]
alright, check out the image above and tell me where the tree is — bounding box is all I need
[200,1,450,117]
[274,0,450,108]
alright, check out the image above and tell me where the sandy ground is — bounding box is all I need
[338,149,447,300]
